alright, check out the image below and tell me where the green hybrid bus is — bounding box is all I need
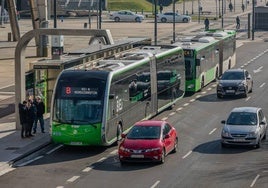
[50,45,185,146]
[197,29,236,75]
[173,30,236,92]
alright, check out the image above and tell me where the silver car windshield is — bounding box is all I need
[226,112,257,125]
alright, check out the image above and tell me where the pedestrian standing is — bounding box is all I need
[18,100,27,138]
[236,16,240,30]
[33,96,45,133]
[25,100,35,137]
[159,4,163,14]
[229,2,233,12]
[241,3,245,12]
[204,17,210,30]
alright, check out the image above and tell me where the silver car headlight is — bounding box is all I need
[248,131,257,138]
[222,129,230,137]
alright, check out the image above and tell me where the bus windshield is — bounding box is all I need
[52,77,105,125]
[53,99,102,125]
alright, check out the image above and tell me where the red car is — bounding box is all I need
[118,120,178,164]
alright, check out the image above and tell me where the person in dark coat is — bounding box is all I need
[236,16,240,29]
[33,96,45,133]
[204,17,210,30]
[25,100,36,137]
[18,100,27,138]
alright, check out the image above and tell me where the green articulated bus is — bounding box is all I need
[50,45,185,146]
[173,29,236,92]
[197,29,236,75]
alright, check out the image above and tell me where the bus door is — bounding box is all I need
[195,58,202,79]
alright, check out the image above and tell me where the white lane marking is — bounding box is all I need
[56,186,64,188]
[110,150,117,155]
[150,180,160,188]
[201,91,207,94]
[67,176,80,183]
[182,151,192,159]
[190,99,195,102]
[97,157,107,162]
[245,96,251,101]
[209,128,217,135]
[176,107,183,112]
[260,83,265,88]
[253,66,263,73]
[46,145,63,155]
[207,88,212,91]
[240,65,245,68]
[161,117,168,121]
[250,174,260,187]
[196,95,202,98]
[16,156,44,167]
[183,103,189,107]
[211,84,217,87]
[0,166,15,177]
[0,84,14,90]
[82,167,93,172]
[169,112,176,116]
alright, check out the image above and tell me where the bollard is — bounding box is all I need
[8,32,12,41]
[84,23,87,29]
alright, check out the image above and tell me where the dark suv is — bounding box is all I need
[217,69,253,98]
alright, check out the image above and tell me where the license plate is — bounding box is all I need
[131,155,144,158]
[234,138,244,142]
[226,90,235,93]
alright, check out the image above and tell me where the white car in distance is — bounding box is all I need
[109,10,145,22]
[157,12,191,23]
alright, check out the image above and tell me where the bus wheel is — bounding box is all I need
[117,124,123,142]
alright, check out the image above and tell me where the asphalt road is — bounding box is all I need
[0,41,267,188]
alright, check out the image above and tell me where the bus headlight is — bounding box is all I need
[187,84,194,89]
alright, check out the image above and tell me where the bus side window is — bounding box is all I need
[196,59,201,66]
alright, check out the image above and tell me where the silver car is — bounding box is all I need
[157,12,191,23]
[221,107,267,148]
[109,10,144,22]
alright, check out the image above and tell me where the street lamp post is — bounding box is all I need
[98,0,102,29]
[183,0,185,14]
[222,0,224,28]
[192,0,194,14]
[198,0,200,23]
[53,0,57,28]
[173,0,175,42]
[219,0,221,18]
[252,0,255,40]
[154,0,158,45]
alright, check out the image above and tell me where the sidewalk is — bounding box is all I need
[0,112,51,176]
[0,0,266,176]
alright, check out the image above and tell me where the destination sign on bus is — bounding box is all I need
[184,49,194,57]
[62,87,98,98]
